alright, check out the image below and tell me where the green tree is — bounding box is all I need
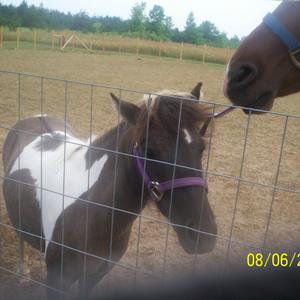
[0,1,239,48]
[184,12,201,44]
[198,20,219,44]
[130,2,147,37]
[163,16,174,38]
[92,22,102,33]
[148,5,165,36]
[228,35,240,48]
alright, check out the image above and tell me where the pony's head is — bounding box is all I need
[110,82,217,254]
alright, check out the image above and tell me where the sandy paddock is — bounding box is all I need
[0,50,299,299]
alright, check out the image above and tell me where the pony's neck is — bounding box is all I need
[91,121,149,215]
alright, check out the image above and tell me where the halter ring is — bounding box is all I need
[290,48,300,69]
[149,181,164,201]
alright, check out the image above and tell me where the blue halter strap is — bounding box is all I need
[263,13,300,69]
[263,13,300,51]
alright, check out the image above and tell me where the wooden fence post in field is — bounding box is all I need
[52,31,55,49]
[159,40,162,58]
[33,30,37,50]
[179,42,184,60]
[118,41,121,55]
[136,37,140,57]
[118,38,122,55]
[16,27,20,49]
[102,34,105,52]
[0,26,3,49]
[202,44,207,64]
[61,32,65,48]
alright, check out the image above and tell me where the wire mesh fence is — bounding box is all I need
[0,70,299,299]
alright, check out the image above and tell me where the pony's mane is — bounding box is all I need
[134,90,209,141]
[147,91,208,130]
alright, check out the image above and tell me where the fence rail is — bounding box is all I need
[0,26,235,64]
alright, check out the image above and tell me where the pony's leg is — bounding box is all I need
[78,261,111,299]
[46,263,75,300]
[17,236,31,284]
[18,235,25,274]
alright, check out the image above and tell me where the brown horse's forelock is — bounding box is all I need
[133,95,209,144]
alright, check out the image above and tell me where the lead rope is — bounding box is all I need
[200,106,235,136]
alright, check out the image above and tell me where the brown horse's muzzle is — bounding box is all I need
[224,63,275,114]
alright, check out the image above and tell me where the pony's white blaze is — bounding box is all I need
[10,133,108,252]
[183,128,192,144]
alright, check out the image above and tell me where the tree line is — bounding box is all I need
[0,1,240,48]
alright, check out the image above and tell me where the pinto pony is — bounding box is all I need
[224,2,300,113]
[2,83,217,299]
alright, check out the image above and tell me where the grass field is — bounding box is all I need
[0,49,299,299]
[1,27,234,64]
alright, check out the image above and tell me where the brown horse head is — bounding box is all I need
[224,2,300,113]
[111,82,217,254]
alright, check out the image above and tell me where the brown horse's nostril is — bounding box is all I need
[228,64,258,90]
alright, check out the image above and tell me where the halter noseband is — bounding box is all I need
[133,145,208,202]
[263,13,300,69]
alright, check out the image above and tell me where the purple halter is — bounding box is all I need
[133,145,208,202]
[133,106,235,202]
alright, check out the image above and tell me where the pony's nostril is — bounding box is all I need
[229,64,257,89]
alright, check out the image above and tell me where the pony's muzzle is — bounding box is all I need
[183,219,217,254]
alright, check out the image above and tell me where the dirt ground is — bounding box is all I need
[0,49,299,299]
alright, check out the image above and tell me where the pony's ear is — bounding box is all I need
[110,93,141,124]
[191,82,203,100]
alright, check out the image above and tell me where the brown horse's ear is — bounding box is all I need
[110,93,141,124]
[191,82,203,100]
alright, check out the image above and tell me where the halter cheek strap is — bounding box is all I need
[263,13,300,69]
[133,146,208,202]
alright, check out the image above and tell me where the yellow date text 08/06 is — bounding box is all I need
[246,252,300,268]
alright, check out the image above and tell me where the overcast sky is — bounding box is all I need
[1,0,280,38]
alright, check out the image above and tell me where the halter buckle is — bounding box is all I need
[149,181,164,201]
[290,48,300,69]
